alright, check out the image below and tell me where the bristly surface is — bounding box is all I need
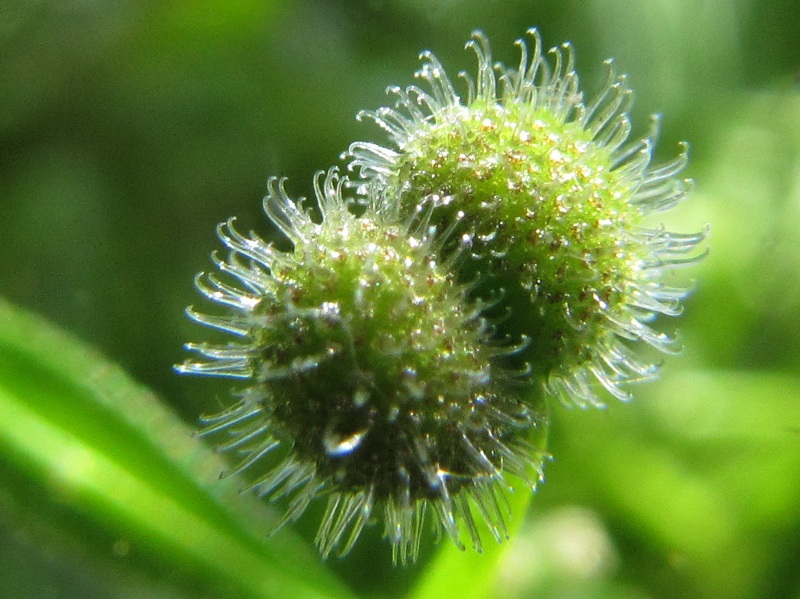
[347,29,707,407]
[177,168,547,564]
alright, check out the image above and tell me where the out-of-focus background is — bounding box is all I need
[1,1,799,598]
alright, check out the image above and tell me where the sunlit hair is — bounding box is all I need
[178,168,546,564]
[347,30,706,407]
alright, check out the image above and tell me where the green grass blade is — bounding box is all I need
[0,297,354,599]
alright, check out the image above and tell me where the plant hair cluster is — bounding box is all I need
[178,29,705,563]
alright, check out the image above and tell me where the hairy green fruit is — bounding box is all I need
[348,30,706,406]
[178,28,706,565]
[178,169,544,564]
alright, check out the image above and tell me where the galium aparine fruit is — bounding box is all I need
[178,168,545,564]
[348,30,706,407]
[179,29,705,564]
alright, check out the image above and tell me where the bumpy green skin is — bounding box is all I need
[392,100,640,380]
[250,214,520,500]
[182,31,703,561]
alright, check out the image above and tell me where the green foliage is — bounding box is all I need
[0,297,353,599]
[1,1,799,598]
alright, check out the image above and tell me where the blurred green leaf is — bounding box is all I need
[684,89,800,370]
[543,370,800,599]
[0,297,354,599]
